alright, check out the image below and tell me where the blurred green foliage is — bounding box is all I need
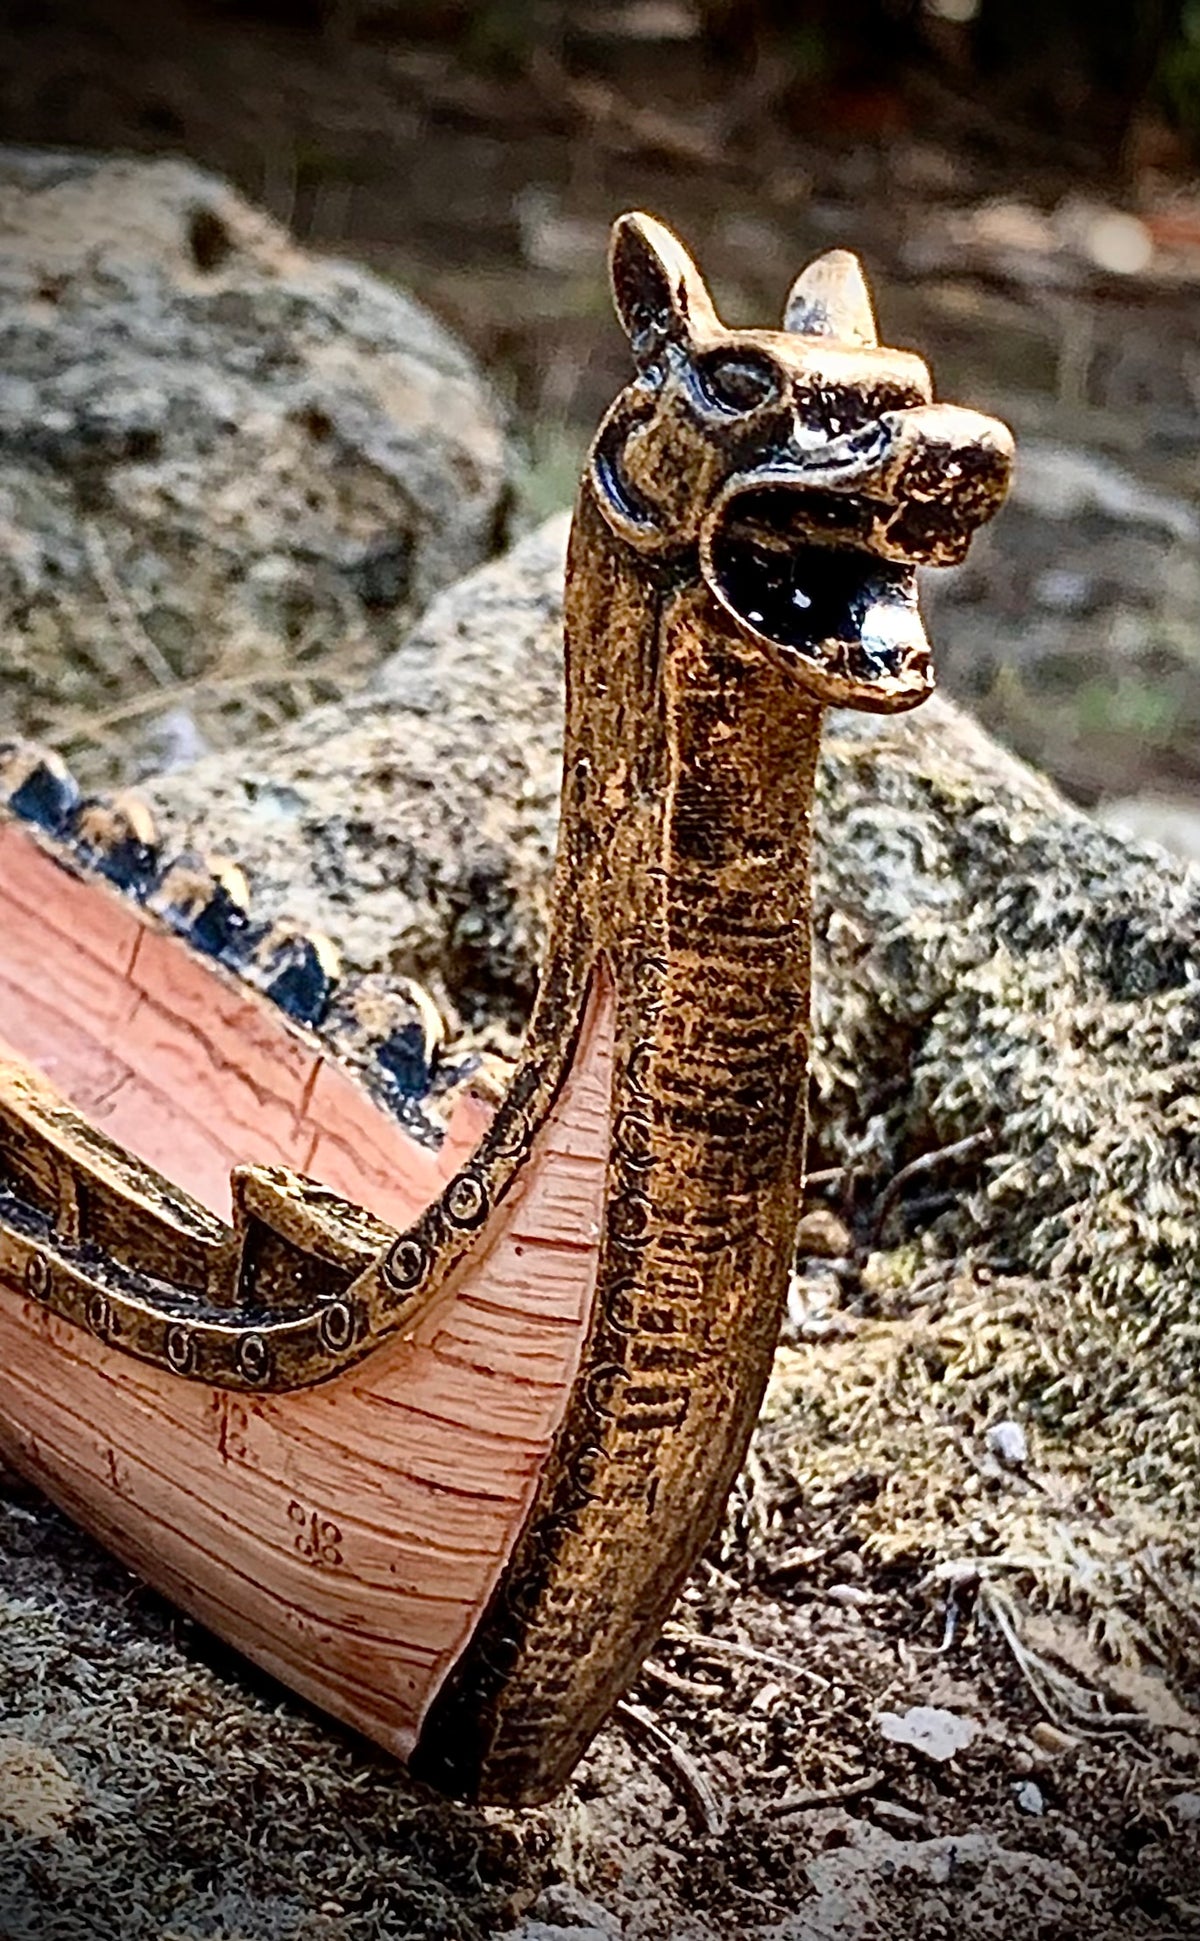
[238,0,1200,153]
[727,0,1200,153]
[1159,0,1200,133]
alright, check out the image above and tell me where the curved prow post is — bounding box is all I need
[0,214,1012,1805]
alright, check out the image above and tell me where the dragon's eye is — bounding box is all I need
[694,351,782,415]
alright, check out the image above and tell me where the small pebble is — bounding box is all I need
[986,1418,1028,1468]
[876,1706,980,1762]
[529,1886,622,1939]
[928,1558,981,1592]
[749,1681,785,1713]
[785,1269,844,1338]
[1030,1721,1078,1756]
[1169,1791,1200,1826]
[871,1798,926,1829]
[1081,208,1154,276]
[795,1208,853,1258]
[1014,1779,1045,1816]
[826,1583,873,1607]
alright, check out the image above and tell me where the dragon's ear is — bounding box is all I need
[784,249,878,346]
[609,212,719,363]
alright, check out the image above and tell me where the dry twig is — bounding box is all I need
[639,1658,725,1701]
[867,1130,994,1247]
[616,1701,727,1836]
[761,1768,884,1816]
[56,658,348,747]
[980,1581,1146,1736]
[83,522,176,689]
[662,1625,833,1692]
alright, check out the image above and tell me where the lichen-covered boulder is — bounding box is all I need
[0,148,509,781]
[146,514,569,1034]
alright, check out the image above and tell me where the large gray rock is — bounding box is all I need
[146,514,569,1034]
[0,148,509,782]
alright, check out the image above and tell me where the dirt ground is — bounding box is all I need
[4,1403,1199,1941]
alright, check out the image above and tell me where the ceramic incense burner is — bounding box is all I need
[0,214,1012,1803]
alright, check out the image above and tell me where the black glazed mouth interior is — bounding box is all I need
[707,485,918,683]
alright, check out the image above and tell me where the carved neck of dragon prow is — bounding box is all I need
[551,483,823,1004]
[416,485,825,1801]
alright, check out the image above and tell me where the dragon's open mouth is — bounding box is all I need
[702,483,934,712]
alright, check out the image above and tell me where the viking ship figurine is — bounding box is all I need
[0,215,1013,1804]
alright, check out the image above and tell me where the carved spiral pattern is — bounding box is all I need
[0,958,588,1392]
[318,1299,355,1353]
[445,1173,488,1229]
[237,1332,271,1385]
[23,1254,51,1302]
[85,1291,112,1340]
[164,1323,195,1375]
[385,1234,430,1292]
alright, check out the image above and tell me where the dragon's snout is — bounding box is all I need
[700,402,1013,713]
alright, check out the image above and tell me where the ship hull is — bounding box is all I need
[0,820,614,1763]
